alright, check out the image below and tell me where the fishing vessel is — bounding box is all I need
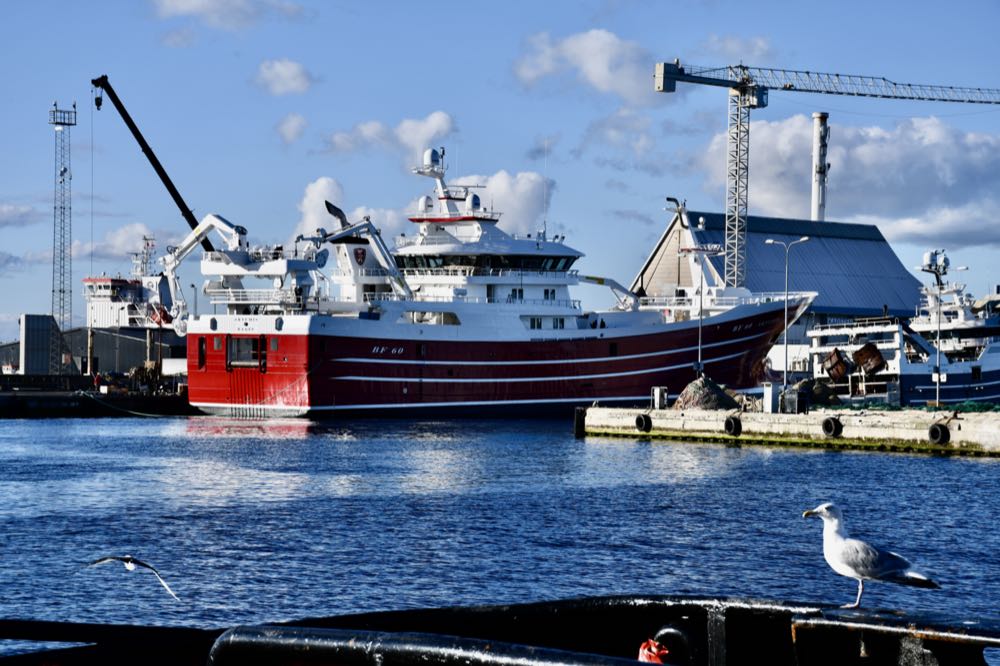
[809,250,1000,406]
[166,149,813,417]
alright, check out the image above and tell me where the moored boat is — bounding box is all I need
[168,148,813,417]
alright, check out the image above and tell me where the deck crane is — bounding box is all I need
[654,61,1000,288]
[91,75,213,252]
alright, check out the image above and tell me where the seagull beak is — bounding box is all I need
[802,509,816,518]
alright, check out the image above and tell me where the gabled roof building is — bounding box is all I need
[630,208,924,375]
[631,209,922,318]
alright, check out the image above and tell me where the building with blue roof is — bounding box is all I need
[630,208,924,375]
[631,209,922,317]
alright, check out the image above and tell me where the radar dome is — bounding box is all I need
[423,148,441,168]
[464,192,481,212]
[418,195,433,212]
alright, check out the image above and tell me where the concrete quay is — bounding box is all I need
[579,406,1000,456]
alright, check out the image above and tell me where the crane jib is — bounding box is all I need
[90,75,214,253]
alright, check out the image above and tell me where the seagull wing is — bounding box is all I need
[150,570,181,602]
[86,556,125,568]
[128,558,180,602]
[840,538,911,579]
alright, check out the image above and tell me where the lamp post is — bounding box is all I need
[190,283,198,317]
[680,244,724,377]
[764,236,810,391]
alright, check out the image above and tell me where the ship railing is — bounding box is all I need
[205,288,302,305]
[807,317,900,335]
[364,293,581,308]
[638,291,810,309]
[400,268,579,279]
[325,268,395,278]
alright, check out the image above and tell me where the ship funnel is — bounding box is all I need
[811,112,830,221]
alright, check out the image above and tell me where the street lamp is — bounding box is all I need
[764,236,810,391]
[190,283,198,317]
[680,244,725,377]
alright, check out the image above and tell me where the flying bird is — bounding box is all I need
[803,502,938,608]
[86,555,180,601]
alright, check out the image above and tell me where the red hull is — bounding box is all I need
[186,305,788,416]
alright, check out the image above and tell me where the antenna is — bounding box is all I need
[542,137,548,240]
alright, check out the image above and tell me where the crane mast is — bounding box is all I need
[654,61,1000,288]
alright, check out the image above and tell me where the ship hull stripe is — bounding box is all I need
[330,349,749,384]
[329,330,769,366]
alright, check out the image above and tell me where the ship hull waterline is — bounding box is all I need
[185,300,796,418]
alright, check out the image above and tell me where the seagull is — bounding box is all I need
[86,555,180,601]
[803,502,939,608]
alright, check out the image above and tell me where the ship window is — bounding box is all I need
[213,336,222,351]
[973,366,982,381]
[544,288,555,300]
[228,336,262,366]
[529,317,542,330]
[510,288,524,302]
[197,337,206,369]
[270,337,279,351]
[404,311,461,325]
[554,318,565,329]
[609,342,618,357]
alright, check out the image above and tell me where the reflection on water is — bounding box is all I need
[182,417,327,440]
[0,417,997,631]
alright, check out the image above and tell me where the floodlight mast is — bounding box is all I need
[654,61,1000,289]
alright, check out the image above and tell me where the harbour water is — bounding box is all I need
[1,417,997,631]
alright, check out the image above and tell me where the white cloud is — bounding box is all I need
[452,171,553,237]
[276,113,307,144]
[152,0,302,30]
[291,177,345,242]
[0,203,44,228]
[525,134,561,161]
[70,223,181,261]
[574,108,669,176]
[0,251,25,277]
[853,200,1000,249]
[153,0,258,29]
[290,177,409,247]
[698,34,774,62]
[255,58,314,95]
[325,112,455,164]
[514,29,657,106]
[395,112,454,163]
[697,114,1000,247]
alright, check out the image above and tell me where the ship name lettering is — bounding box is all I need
[372,345,406,355]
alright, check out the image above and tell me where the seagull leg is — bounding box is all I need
[841,579,864,609]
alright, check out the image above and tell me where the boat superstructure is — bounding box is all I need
[908,250,1000,361]
[83,236,176,329]
[172,148,813,417]
[808,250,1000,406]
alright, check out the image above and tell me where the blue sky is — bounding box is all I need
[3,0,1000,342]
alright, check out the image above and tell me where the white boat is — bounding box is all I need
[809,251,1000,406]
[159,148,814,417]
